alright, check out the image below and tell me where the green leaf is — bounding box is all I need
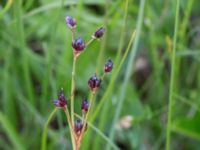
[171,113,200,141]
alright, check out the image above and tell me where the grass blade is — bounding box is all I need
[166,0,180,149]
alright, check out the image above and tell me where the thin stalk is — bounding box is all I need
[71,29,75,42]
[106,0,145,149]
[166,0,180,149]
[86,38,94,47]
[41,108,58,150]
[64,107,76,150]
[71,57,77,127]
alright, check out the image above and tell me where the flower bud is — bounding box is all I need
[93,27,105,39]
[104,59,113,73]
[72,37,85,53]
[81,99,89,114]
[53,90,67,108]
[74,119,83,135]
[88,75,101,92]
[65,16,76,29]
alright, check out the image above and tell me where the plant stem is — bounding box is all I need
[166,0,180,149]
[86,38,94,47]
[71,57,77,127]
[71,29,75,42]
[41,108,57,150]
[64,107,76,150]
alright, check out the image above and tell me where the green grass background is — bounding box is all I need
[0,0,200,149]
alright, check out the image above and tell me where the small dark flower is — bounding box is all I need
[104,59,113,73]
[74,119,83,135]
[72,37,85,52]
[66,16,76,29]
[93,27,105,39]
[88,75,101,92]
[53,90,67,108]
[81,99,89,114]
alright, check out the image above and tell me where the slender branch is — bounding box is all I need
[64,106,77,150]
[166,0,180,149]
[41,108,57,150]
[71,29,75,42]
[71,57,77,127]
[101,73,105,81]
[86,38,94,47]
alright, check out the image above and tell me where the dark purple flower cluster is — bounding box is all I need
[93,27,105,39]
[53,90,67,108]
[66,16,76,29]
[81,99,89,114]
[104,59,113,73]
[88,75,101,92]
[72,37,85,53]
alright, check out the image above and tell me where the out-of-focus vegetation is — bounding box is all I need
[0,0,200,149]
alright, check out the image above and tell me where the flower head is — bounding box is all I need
[72,37,85,54]
[88,75,101,92]
[104,59,113,73]
[74,119,83,135]
[93,27,105,39]
[66,16,76,29]
[81,99,89,114]
[53,90,67,108]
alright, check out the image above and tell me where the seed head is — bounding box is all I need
[72,37,85,53]
[53,90,67,108]
[74,119,83,135]
[81,99,89,114]
[65,16,76,29]
[88,75,101,92]
[93,27,105,39]
[104,59,113,73]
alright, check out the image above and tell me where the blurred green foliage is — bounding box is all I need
[0,0,200,149]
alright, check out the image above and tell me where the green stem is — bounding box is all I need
[71,57,77,127]
[166,0,180,149]
[41,108,57,150]
[64,107,76,150]
[86,38,94,47]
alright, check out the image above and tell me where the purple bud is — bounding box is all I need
[74,119,83,135]
[66,16,76,29]
[81,99,89,113]
[104,59,113,73]
[93,27,105,39]
[72,37,85,52]
[88,75,101,92]
[53,90,67,108]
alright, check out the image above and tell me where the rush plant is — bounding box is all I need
[41,16,113,150]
